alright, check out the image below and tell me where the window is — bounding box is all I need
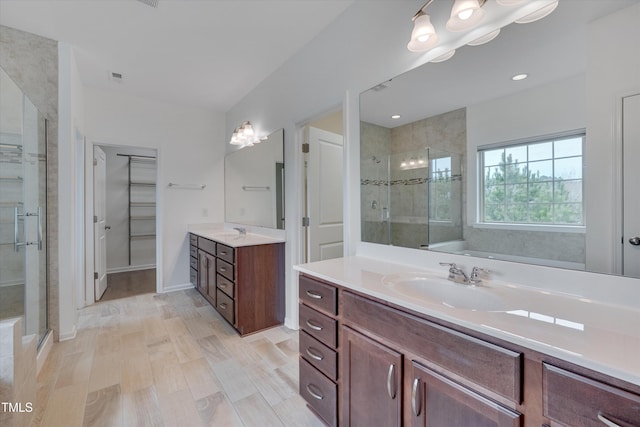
[429,156,452,221]
[479,132,584,226]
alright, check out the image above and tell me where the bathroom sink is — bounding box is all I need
[382,272,508,311]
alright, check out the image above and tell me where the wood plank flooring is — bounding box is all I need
[100,269,156,302]
[33,289,323,427]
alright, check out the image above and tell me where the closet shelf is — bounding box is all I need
[130,216,156,220]
[130,234,156,239]
[130,202,156,207]
[130,181,156,187]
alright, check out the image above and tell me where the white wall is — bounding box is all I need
[585,3,640,274]
[84,87,226,294]
[226,1,639,327]
[58,43,84,340]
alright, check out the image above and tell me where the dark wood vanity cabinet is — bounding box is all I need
[190,233,284,336]
[298,275,339,427]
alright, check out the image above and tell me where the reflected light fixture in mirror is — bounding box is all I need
[229,120,266,148]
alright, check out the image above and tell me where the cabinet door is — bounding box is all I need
[197,250,208,295]
[410,361,521,427]
[206,253,216,305]
[342,326,402,427]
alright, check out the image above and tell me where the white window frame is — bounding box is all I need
[477,129,586,230]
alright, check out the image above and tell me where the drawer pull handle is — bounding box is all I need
[220,251,227,255]
[411,378,421,416]
[220,283,227,288]
[597,412,621,427]
[305,320,323,331]
[306,347,324,361]
[387,363,396,399]
[220,267,227,272]
[306,384,324,400]
[305,290,323,299]
[219,303,227,310]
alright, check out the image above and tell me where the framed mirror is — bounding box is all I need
[360,0,640,277]
[225,128,284,229]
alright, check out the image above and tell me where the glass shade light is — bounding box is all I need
[229,121,262,147]
[515,0,559,24]
[431,50,456,63]
[446,0,485,32]
[467,29,500,46]
[407,13,440,52]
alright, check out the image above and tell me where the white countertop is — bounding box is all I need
[294,256,640,387]
[188,224,285,247]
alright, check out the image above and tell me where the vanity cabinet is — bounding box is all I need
[189,234,198,286]
[190,233,284,336]
[543,364,640,427]
[298,275,339,427]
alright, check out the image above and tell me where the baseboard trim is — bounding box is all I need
[161,282,195,293]
[58,325,77,342]
[36,330,53,375]
[107,265,156,274]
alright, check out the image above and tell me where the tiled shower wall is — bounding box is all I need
[0,25,59,427]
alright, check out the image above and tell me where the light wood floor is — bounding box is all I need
[32,289,324,427]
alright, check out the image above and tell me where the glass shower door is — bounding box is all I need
[0,67,48,345]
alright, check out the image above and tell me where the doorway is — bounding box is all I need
[86,143,158,304]
[302,109,344,263]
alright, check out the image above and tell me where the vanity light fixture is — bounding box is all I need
[446,0,487,32]
[511,73,528,81]
[229,121,263,148]
[515,0,559,24]
[407,2,440,53]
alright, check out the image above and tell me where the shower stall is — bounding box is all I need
[361,148,463,249]
[0,67,48,345]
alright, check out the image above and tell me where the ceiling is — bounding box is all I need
[0,0,353,112]
[360,0,639,129]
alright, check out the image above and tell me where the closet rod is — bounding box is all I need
[116,153,156,159]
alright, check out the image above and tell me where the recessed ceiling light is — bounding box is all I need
[391,115,401,119]
[511,73,528,81]
[431,50,456,63]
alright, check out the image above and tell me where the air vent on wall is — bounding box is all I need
[135,0,159,8]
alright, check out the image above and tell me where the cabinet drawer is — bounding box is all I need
[299,275,337,315]
[543,364,640,426]
[216,274,234,298]
[190,244,198,259]
[198,237,216,255]
[299,303,337,348]
[216,289,234,325]
[342,291,522,403]
[216,258,234,280]
[216,243,234,264]
[300,357,337,427]
[189,233,198,245]
[190,267,197,286]
[300,330,338,381]
[190,256,198,270]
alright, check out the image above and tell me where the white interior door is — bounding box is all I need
[623,94,640,278]
[94,146,108,299]
[307,126,344,262]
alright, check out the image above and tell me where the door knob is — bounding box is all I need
[629,237,640,246]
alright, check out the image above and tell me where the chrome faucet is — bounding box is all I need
[233,227,246,236]
[439,262,469,284]
[469,267,490,285]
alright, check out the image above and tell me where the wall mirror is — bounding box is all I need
[360,0,640,277]
[225,128,285,229]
